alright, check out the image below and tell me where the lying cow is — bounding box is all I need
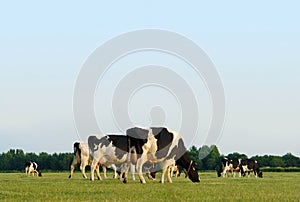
[239,159,263,178]
[25,161,42,177]
[69,141,117,179]
[124,127,200,183]
[217,158,240,177]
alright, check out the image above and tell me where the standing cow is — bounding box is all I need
[25,161,42,177]
[217,158,240,178]
[88,135,136,181]
[69,141,118,179]
[124,127,200,183]
[239,159,263,178]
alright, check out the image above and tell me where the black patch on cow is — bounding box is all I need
[25,161,31,168]
[88,135,107,152]
[167,138,186,161]
[106,135,128,159]
[126,127,149,154]
[151,127,174,159]
[127,127,149,139]
[107,135,128,152]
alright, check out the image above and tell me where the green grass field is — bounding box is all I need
[0,172,299,201]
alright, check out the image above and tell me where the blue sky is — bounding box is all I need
[0,1,299,156]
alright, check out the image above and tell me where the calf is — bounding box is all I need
[25,161,42,177]
[239,159,263,178]
[217,158,240,178]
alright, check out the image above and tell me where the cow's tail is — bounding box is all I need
[73,142,81,165]
[130,147,137,164]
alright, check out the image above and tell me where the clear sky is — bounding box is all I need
[0,1,299,157]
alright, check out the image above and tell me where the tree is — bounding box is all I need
[269,156,285,167]
[282,153,300,167]
[227,152,248,159]
[202,145,221,170]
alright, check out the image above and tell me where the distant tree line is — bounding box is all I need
[0,149,72,171]
[0,146,299,171]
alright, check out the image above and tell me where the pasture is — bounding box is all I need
[0,172,299,201]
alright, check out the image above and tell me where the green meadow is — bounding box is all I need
[0,172,299,201]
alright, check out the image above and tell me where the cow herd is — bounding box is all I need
[217,158,263,178]
[25,126,263,183]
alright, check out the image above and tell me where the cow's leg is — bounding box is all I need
[111,164,117,179]
[222,169,227,178]
[130,163,135,181]
[102,166,107,179]
[95,164,101,180]
[160,160,175,183]
[69,158,76,178]
[170,166,174,177]
[166,166,173,183]
[160,166,168,183]
[90,160,101,181]
[81,162,88,179]
[122,162,129,183]
[135,154,147,184]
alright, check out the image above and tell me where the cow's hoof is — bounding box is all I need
[68,175,71,178]
[123,179,128,184]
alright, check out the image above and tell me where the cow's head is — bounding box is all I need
[187,161,200,182]
[258,171,263,178]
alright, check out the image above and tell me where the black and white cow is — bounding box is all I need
[239,159,263,178]
[69,141,117,179]
[217,158,240,178]
[124,127,200,183]
[88,135,136,181]
[25,161,42,177]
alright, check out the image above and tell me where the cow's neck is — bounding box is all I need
[176,152,191,170]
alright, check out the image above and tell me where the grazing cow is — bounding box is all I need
[88,135,136,181]
[239,159,263,178]
[25,161,42,176]
[69,141,117,179]
[124,127,200,183]
[217,158,240,178]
